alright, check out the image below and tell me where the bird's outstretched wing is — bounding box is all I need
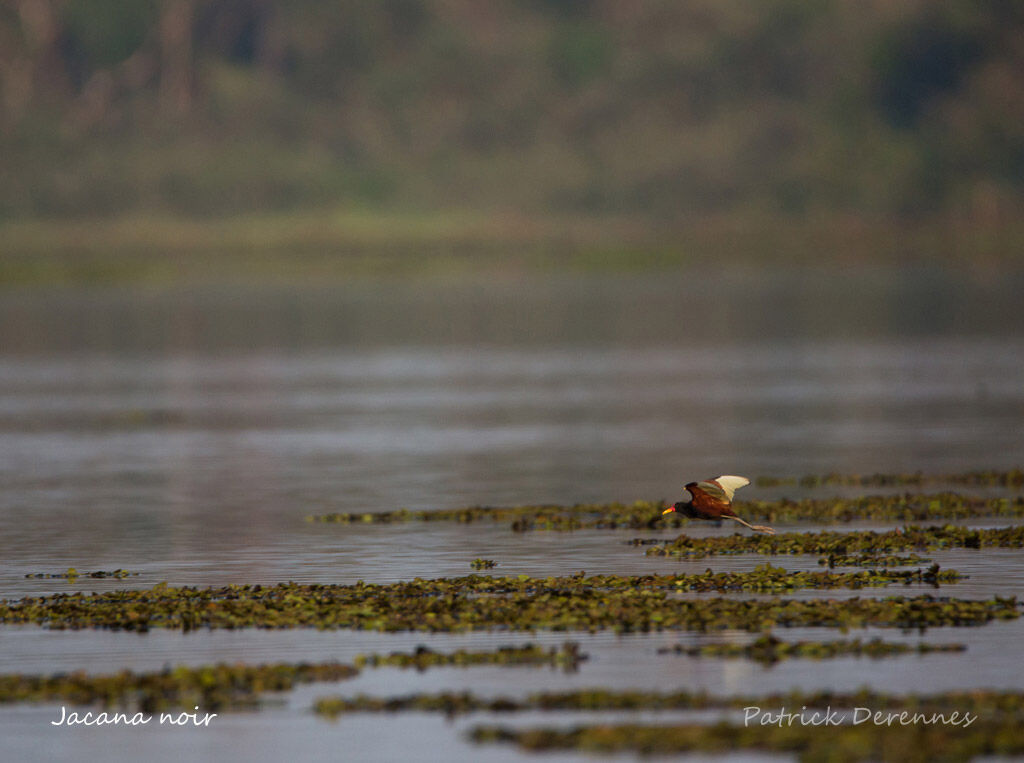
[712,475,750,501]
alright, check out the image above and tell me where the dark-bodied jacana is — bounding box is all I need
[662,475,775,535]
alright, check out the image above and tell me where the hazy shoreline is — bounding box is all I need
[2,210,1021,287]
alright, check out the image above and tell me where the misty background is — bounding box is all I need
[1,0,1022,282]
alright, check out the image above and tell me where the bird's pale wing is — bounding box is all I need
[713,475,750,501]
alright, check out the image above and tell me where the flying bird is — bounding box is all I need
[662,475,775,534]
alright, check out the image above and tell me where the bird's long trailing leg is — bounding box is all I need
[724,515,776,535]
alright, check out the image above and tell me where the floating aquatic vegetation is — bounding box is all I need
[633,547,932,568]
[307,493,1024,529]
[313,686,1024,718]
[306,501,665,527]
[0,645,591,711]
[469,559,497,569]
[354,642,585,672]
[24,568,138,580]
[819,554,930,568]
[468,720,1024,761]
[0,662,358,712]
[657,634,966,664]
[647,525,1024,559]
[736,494,1024,525]
[0,573,1011,633]
[756,468,1024,489]
[465,682,1024,758]
[600,563,963,591]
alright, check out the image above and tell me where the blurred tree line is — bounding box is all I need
[1,0,1022,223]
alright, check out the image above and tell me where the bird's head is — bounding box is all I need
[662,502,681,515]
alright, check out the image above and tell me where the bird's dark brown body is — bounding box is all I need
[663,475,775,534]
[674,480,738,520]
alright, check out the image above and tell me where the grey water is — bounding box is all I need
[1,266,1024,762]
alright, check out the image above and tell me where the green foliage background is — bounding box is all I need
[1,0,1022,229]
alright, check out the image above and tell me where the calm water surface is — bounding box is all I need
[1,268,1023,762]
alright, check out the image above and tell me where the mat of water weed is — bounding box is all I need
[647,525,1024,559]
[312,686,1024,718]
[0,644,589,711]
[0,662,358,712]
[735,495,1024,524]
[353,642,585,672]
[24,569,139,580]
[0,573,1012,633]
[467,720,1024,762]
[656,634,966,663]
[307,493,1024,530]
[627,547,934,568]
[757,469,1024,489]
[306,502,666,526]
[819,554,931,567]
